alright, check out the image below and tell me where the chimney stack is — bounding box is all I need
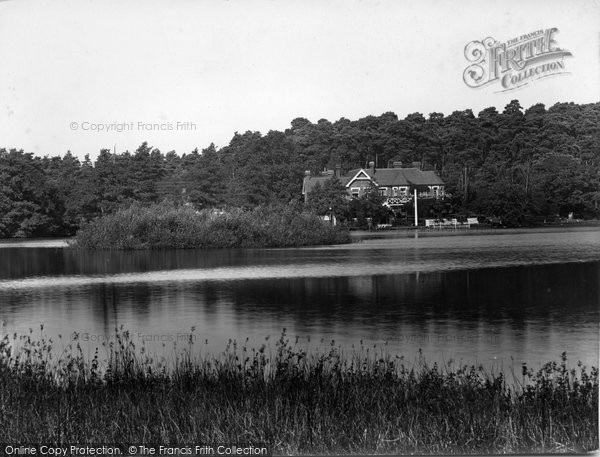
[369,161,375,174]
[304,170,311,177]
[393,161,403,168]
[412,161,422,170]
[335,163,341,178]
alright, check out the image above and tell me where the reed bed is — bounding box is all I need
[0,326,597,454]
[72,203,351,249]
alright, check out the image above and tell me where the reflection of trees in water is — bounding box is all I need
[1,262,598,324]
[218,263,598,326]
[0,247,278,279]
[0,262,597,358]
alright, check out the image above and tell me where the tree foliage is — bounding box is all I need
[306,177,349,219]
[348,182,389,227]
[1,100,599,236]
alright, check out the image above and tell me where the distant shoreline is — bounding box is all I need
[1,223,599,248]
[351,222,600,237]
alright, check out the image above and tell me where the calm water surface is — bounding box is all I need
[0,227,598,369]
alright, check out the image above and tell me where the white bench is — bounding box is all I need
[425,218,458,228]
[467,217,479,228]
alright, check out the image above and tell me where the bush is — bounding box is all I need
[72,203,351,249]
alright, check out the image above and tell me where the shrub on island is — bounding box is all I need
[72,203,351,249]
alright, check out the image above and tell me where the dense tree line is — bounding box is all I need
[1,100,599,237]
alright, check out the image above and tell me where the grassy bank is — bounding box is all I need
[72,203,351,249]
[0,328,597,454]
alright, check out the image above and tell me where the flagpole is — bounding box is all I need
[414,188,418,227]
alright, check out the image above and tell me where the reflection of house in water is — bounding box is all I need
[346,273,445,304]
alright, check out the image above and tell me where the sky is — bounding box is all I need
[0,0,599,159]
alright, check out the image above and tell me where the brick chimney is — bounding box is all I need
[335,164,341,178]
[412,161,422,170]
[369,161,375,174]
[393,161,403,168]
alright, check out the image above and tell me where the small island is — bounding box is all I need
[72,203,351,250]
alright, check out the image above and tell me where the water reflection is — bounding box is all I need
[0,228,598,369]
[1,263,598,368]
[1,227,599,281]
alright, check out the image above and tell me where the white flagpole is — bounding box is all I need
[414,188,418,227]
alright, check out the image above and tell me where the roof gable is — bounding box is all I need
[345,169,373,187]
[303,167,444,195]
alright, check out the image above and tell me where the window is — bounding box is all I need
[379,188,387,197]
[350,187,360,197]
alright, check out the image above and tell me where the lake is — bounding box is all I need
[0,226,598,371]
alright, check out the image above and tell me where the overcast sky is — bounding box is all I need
[0,0,598,159]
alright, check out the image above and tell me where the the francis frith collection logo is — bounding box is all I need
[463,28,572,91]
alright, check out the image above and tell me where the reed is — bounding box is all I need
[0,326,597,454]
[72,203,351,249]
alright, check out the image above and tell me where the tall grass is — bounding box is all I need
[0,327,597,454]
[72,203,351,249]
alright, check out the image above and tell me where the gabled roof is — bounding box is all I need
[303,167,443,195]
[346,167,443,187]
[344,169,372,187]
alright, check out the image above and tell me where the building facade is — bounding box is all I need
[302,161,445,209]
